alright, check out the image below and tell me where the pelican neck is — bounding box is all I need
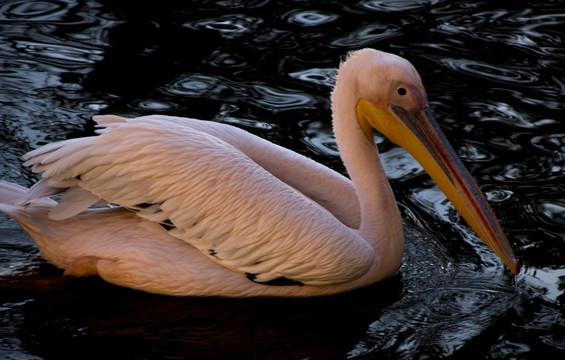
[330,75,403,277]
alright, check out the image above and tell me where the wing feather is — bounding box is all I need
[50,187,102,220]
[22,116,374,285]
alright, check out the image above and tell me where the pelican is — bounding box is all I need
[0,49,519,297]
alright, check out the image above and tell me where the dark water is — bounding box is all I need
[1,0,564,359]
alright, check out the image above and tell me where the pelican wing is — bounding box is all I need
[22,116,374,286]
[125,115,362,229]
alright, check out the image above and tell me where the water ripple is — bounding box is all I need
[430,6,565,60]
[216,104,275,131]
[286,10,339,27]
[521,267,565,304]
[531,133,565,153]
[207,50,248,69]
[456,143,496,162]
[249,84,316,111]
[165,74,234,98]
[534,201,565,228]
[14,40,103,68]
[0,0,69,21]
[439,58,538,85]
[381,147,425,180]
[329,24,401,47]
[514,13,565,46]
[485,188,514,203]
[500,163,542,181]
[184,14,263,39]
[165,73,318,112]
[1,1,564,358]
[300,120,338,157]
[469,101,535,128]
[493,88,563,113]
[360,0,438,12]
[349,225,518,358]
[130,100,176,112]
[289,68,336,87]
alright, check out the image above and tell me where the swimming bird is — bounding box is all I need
[0,49,519,297]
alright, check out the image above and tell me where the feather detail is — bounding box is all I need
[19,116,374,286]
[49,187,102,220]
[16,179,63,206]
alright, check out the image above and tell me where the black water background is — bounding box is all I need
[1,1,564,359]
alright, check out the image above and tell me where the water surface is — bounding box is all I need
[1,1,564,359]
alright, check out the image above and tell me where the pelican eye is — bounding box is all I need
[397,87,407,96]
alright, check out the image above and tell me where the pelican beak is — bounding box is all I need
[357,99,520,275]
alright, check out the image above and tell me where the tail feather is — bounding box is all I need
[0,181,61,243]
[16,179,63,206]
[2,179,101,221]
[0,180,58,211]
[0,181,29,206]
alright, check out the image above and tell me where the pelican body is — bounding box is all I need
[0,49,519,297]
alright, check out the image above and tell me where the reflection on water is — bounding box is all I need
[1,0,564,358]
[186,14,264,39]
[286,9,339,27]
[329,23,401,47]
[440,58,538,85]
[288,67,336,87]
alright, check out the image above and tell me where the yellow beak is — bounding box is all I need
[357,99,520,275]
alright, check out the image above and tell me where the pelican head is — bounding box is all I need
[342,49,520,275]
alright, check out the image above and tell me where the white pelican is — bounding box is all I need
[0,49,519,297]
